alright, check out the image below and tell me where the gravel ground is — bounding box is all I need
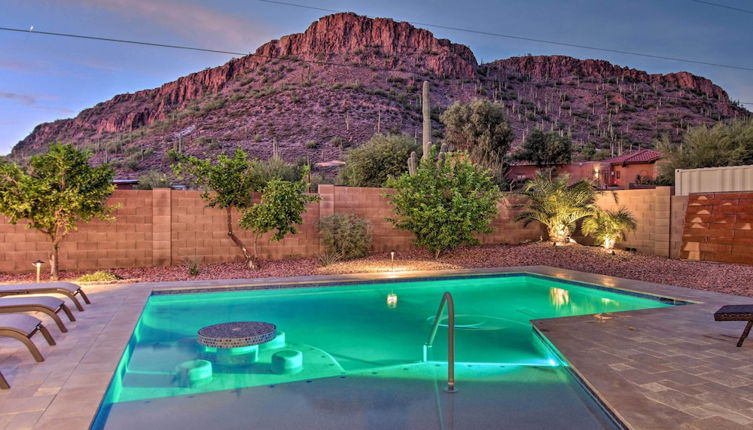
[2,242,752,297]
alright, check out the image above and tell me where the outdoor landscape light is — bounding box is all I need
[32,260,45,283]
[390,250,395,271]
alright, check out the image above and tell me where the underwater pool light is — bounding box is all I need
[387,292,398,308]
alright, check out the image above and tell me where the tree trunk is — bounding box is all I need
[226,207,257,269]
[548,225,569,245]
[49,240,60,281]
[254,233,262,268]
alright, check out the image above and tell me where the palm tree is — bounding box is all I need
[515,171,597,244]
[582,208,637,250]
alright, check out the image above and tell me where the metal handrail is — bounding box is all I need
[424,291,457,393]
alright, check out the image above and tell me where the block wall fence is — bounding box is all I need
[1,186,683,274]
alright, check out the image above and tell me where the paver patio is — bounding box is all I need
[1,266,752,429]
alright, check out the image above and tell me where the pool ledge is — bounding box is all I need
[1,265,752,429]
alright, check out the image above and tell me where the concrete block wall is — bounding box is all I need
[670,195,689,259]
[478,196,546,245]
[0,190,154,273]
[169,191,320,264]
[0,186,683,274]
[329,186,415,252]
[594,187,674,257]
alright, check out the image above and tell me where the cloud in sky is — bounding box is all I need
[0,92,73,114]
[76,0,263,48]
[0,92,37,105]
[0,60,47,72]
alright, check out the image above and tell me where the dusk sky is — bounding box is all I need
[1,0,752,155]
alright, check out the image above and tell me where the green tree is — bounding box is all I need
[338,134,420,187]
[385,148,501,258]
[657,118,753,184]
[440,98,514,178]
[240,168,320,263]
[515,171,596,244]
[515,129,572,167]
[582,207,637,250]
[171,149,262,268]
[0,144,115,279]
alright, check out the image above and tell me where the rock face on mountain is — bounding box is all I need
[10,13,749,177]
[493,56,729,101]
[257,13,477,78]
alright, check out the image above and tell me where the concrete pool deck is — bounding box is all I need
[0,265,751,429]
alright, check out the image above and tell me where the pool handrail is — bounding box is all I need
[424,291,457,393]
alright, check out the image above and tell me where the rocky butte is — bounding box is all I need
[9,12,750,177]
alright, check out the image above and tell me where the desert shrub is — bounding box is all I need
[329,136,346,146]
[338,133,419,187]
[317,252,341,267]
[185,259,201,276]
[318,213,372,260]
[255,156,302,183]
[385,148,501,258]
[200,97,226,114]
[77,271,121,283]
[136,170,173,190]
[305,141,320,149]
[125,156,140,171]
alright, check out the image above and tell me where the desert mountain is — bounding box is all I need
[9,12,750,176]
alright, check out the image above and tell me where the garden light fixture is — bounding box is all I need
[32,260,45,283]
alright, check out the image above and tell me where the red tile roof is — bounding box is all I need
[603,149,662,165]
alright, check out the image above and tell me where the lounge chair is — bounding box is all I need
[0,314,56,362]
[0,370,8,389]
[0,282,90,312]
[0,296,76,333]
[714,305,753,347]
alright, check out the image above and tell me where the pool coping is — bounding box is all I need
[2,265,752,429]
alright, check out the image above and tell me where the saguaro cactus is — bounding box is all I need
[422,80,431,160]
[407,151,417,176]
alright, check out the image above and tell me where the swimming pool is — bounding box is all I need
[91,274,677,429]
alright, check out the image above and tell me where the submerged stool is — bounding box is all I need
[714,305,753,347]
[198,321,277,365]
[271,350,303,374]
[176,359,213,387]
[261,331,286,350]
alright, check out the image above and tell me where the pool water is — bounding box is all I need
[92,274,673,430]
